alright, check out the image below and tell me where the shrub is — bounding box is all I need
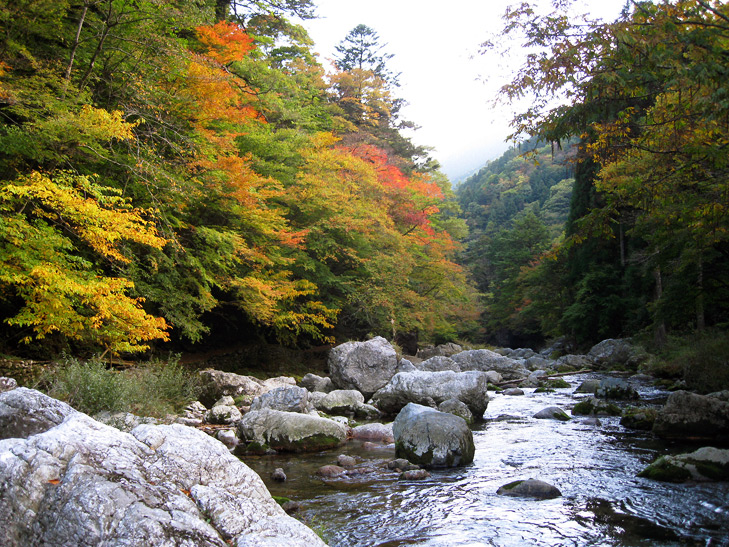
[38,355,199,418]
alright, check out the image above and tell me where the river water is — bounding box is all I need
[241,374,729,546]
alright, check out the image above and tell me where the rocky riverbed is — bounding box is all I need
[2,337,729,545]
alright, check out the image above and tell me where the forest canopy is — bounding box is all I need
[0,0,478,356]
[467,0,729,348]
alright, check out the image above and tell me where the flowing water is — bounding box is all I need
[240,374,729,546]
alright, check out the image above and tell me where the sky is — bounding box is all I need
[299,0,627,180]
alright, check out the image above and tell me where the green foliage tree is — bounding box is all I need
[482,0,729,346]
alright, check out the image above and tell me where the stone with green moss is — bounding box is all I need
[546,378,571,389]
[638,447,729,482]
[572,397,622,417]
[237,409,347,453]
[620,407,657,430]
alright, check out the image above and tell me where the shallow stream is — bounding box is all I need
[241,374,729,546]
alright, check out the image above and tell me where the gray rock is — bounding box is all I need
[503,388,525,396]
[595,378,639,400]
[337,454,357,468]
[0,387,76,440]
[370,370,490,419]
[485,370,504,384]
[707,390,729,402]
[525,356,553,371]
[250,386,311,414]
[653,390,729,443]
[417,355,461,372]
[451,349,529,380]
[397,359,418,373]
[533,407,570,421]
[0,377,17,393]
[299,373,334,394]
[588,338,647,369]
[387,458,419,471]
[214,395,236,407]
[522,370,548,388]
[216,428,239,449]
[575,379,601,394]
[555,354,591,371]
[237,409,347,452]
[500,347,537,359]
[438,398,474,424]
[582,417,602,426]
[417,342,463,359]
[392,403,475,468]
[497,478,562,499]
[315,389,364,414]
[328,336,399,398]
[176,400,206,427]
[260,376,298,392]
[316,464,346,477]
[354,403,382,419]
[572,397,622,417]
[271,468,287,482]
[0,388,325,546]
[205,404,243,425]
[639,447,729,482]
[94,411,158,432]
[351,422,394,443]
[399,469,431,480]
[198,369,266,407]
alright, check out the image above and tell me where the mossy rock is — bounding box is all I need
[572,398,622,417]
[272,496,291,506]
[487,383,503,392]
[638,447,729,482]
[620,407,657,430]
[534,387,555,393]
[546,378,571,389]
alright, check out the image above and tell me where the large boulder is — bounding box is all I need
[653,390,729,443]
[370,370,490,419]
[638,447,729,482]
[588,338,647,370]
[450,349,529,380]
[250,386,312,414]
[595,377,639,400]
[0,388,325,546]
[197,370,295,407]
[417,355,461,372]
[392,403,474,468]
[237,409,347,452]
[328,336,399,398]
[313,389,379,418]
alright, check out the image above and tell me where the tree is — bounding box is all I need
[334,24,399,86]
[484,0,729,344]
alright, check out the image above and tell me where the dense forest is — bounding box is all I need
[466,0,729,351]
[1,0,728,360]
[0,0,478,357]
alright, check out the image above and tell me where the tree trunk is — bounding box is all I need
[653,266,667,347]
[216,0,230,20]
[696,256,705,331]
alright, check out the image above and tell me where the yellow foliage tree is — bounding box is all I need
[0,171,170,354]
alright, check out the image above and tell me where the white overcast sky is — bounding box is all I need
[299,0,626,180]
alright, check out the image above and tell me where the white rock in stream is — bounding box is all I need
[0,387,326,546]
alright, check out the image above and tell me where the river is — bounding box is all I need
[241,373,729,546]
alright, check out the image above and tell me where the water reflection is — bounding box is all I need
[240,374,729,546]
